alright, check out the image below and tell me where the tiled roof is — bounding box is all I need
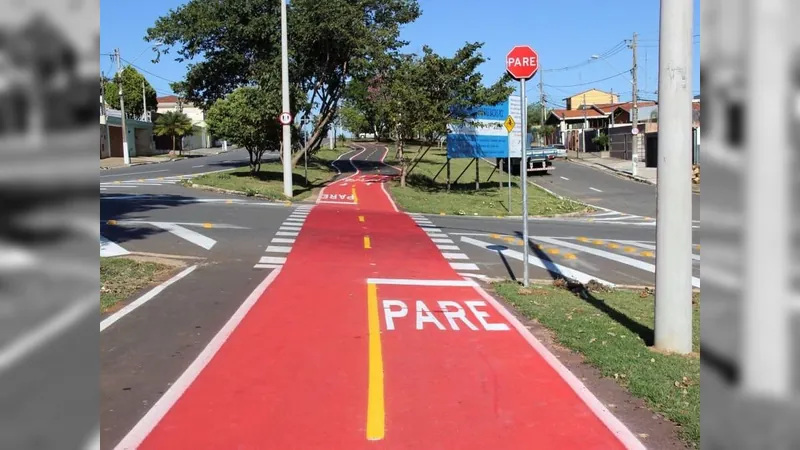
[551,108,608,119]
[157,95,180,103]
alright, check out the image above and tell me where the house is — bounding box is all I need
[563,88,619,110]
[156,95,213,150]
[100,96,155,159]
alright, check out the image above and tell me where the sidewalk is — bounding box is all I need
[100,147,234,170]
[566,151,657,185]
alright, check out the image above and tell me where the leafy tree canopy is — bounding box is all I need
[153,110,194,153]
[145,0,420,166]
[103,66,158,119]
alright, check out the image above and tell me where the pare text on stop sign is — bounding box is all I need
[507,56,538,67]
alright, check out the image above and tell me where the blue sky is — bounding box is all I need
[100,0,700,107]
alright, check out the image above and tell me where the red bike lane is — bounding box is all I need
[115,149,644,449]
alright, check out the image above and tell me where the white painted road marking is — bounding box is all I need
[259,256,287,264]
[367,278,477,287]
[100,236,129,257]
[254,263,283,269]
[442,252,469,260]
[276,231,299,237]
[560,176,569,181]
[114,269,283,450]
[589,187,603,193]
[460,236,614,287]
[265,246,292,253]
[436,244,461,251]
[101,265,199,332]
[534,236,700,288]
[432,238,455,244]
[450,262,480,271]
[100,169,169,178]
[151,223,217,250]
[192,165,205,168]
[271,238,295,244]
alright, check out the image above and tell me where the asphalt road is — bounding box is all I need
[530,159,700,220]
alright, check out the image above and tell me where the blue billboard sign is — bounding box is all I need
[446,95,522,159]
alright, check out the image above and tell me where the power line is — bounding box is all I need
[120,57,178,84]
[542,40,627,73]
[544,70,630,88]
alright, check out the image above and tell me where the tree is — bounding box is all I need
[145,0,420,167]
[153,111,194,155]
[374,43,514,186]
[526,102,550,133]
[339,104,371,136]
[592,132,610,151]
[206,86,301,174]
[103,66,158,120]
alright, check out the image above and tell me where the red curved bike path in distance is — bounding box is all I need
[121,148,641,449]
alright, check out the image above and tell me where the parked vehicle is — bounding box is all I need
[498,145,558,175]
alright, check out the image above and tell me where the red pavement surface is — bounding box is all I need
[119,148,640,449]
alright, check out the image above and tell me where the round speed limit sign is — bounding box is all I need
[278,112,293,125]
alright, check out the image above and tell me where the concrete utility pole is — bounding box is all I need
[743,0,790,397]
[114,48,131,165]
[654,0,693,354]
[280,0,293,198]
[629,32,639,176]
[582,93,588,154]
[141,81,148,121]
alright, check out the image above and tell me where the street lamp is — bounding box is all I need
[591,54,639,176]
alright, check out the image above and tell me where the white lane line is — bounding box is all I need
[284,218,305,223]
[114,268,282,450]
[432,238,455,244]
[101,265,198,332]
[279,226,302,231]
[589,187,603,193]
[100,169,169,178]
[461,236,614,286]
[442,252,469,260]
[469,284,647,450]
[612,240,701,261]
[427,233,449,238]
[254,263,283,269]
[536,236,700,288]
[152,223,216,250]
[114,220,246,230]
[276,231,299,237]
[560,176,570,181]
[271,238,295,244]
[192,165,205,168]
[100,236,129,257]
[419,226,442,231]
[259,256,287,264]
[265,246,292,253]
[590,215,642,222]
[437,244,461,251]
[450,262,480,271]
[367,278,477,287]
[0,295,95,375]
[591,211,623,217]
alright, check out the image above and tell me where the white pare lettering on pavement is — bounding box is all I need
[319,193,354,201]
[381,300,509,331]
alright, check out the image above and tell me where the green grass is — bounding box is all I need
[493,281,700,446]
[385,143,592,216]
[100,257,174,312]
[188,147,346,201]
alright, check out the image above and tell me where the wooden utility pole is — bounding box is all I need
[142,81,148,121]
[100,73,112,158]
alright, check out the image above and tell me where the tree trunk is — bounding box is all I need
[171,135,176,154]
[399,137,406,188]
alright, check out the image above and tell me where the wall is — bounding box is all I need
[566,90,619,110]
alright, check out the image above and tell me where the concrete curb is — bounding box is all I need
[566,157,656,185]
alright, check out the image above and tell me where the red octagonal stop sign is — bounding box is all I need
[506,46,539,80]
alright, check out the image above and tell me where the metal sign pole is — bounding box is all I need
[507,154,512,214]
[520,78,529,287]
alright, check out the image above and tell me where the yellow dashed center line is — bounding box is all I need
[359,215,365,223]
[364,236,372,249]
[352,187,359,204]
[366,283,385,440]
[640,251,655,257]
[607,243,620,249]
[564,253,577,260]
[546,248,560,255]
[592,240,604,245]
[577,237,589,242]
[106,219,117,225]
[203,223,213,229]
[623,246,636,253]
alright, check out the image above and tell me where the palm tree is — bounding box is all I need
[154,111,194,155]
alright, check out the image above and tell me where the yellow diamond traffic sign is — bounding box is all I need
[503,115,516,133]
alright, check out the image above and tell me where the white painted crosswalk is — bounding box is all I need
[254,205,315,269]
